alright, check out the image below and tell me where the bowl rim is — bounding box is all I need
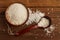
[5,3,29,26]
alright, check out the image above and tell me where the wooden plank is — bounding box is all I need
[0,0,60,8]
[0,17,60,40]
[0,8,60,18]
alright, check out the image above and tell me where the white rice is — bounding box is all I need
[44,25,55,35]
[38,18,49,28]
[26,8,45,25]
[6,3,28,25]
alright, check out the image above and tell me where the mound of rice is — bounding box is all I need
[5,3,28,25]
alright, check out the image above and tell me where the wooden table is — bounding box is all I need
[0,0,60,40]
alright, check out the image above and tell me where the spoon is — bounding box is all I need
[15,16,51,36]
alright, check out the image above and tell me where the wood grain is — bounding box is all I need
[0,0,60,40]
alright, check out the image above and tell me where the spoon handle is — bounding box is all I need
[15,25,37,36]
